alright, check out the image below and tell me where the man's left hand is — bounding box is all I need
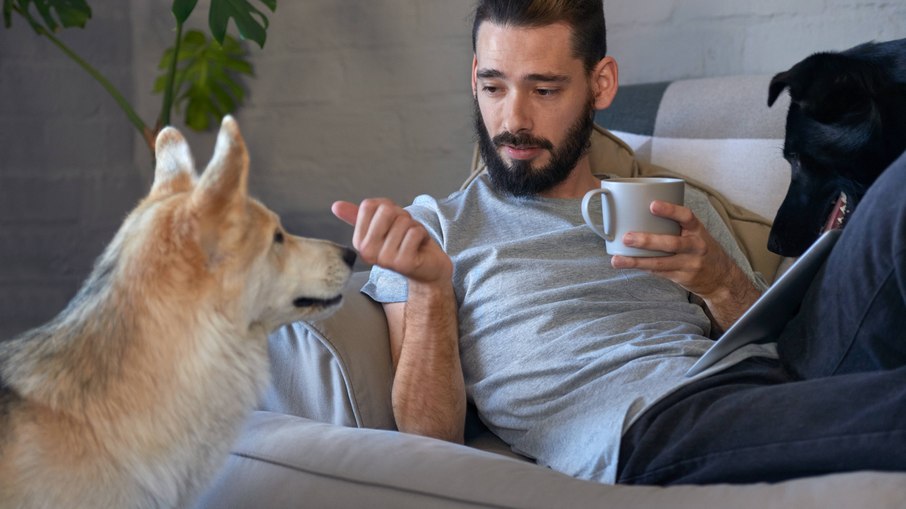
[610,200,761,330]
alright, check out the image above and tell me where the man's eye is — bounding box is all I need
[482,85,499,94]
[537,89,558,97]
[273,231,284,244]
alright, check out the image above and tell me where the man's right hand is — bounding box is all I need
[332,199,452,284]
[333,199,465,444]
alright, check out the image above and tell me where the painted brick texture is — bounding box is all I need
[0,5,143,338]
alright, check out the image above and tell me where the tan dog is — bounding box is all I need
[0,117,355,508]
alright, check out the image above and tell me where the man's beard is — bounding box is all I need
[473,98,594,197]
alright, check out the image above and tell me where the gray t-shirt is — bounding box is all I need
[363,173,777,483]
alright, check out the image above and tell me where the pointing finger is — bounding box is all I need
[331,201,359,226]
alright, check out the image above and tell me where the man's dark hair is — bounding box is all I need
[471,0,607,72]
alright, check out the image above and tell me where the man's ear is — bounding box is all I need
[592,56,619,110]
[471,55,479,98]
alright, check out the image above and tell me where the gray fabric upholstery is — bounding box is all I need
[608,74,791,223]
[594,81,671,135]
[196,412,906,509]
[655,75,790,139]
[261,272,395,430]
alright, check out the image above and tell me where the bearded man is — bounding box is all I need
[331,0,906,485]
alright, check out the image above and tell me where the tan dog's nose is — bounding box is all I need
[342,248,357,268]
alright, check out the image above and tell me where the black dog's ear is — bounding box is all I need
[767,71,791,107]
[769,52,883,123]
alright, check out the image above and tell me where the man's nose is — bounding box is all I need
[502,92,532,134]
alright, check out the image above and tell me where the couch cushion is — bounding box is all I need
[196,411,906,509]
[623,75,792,224]
[603,75,795,281]
[261,272,396,430]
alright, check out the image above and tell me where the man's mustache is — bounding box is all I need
[492,131,554,151]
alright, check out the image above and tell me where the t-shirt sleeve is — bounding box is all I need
[361,265,408,303]
[360,195,446,303]
[685,187,768,291]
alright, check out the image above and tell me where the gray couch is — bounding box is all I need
[195,75,906,508]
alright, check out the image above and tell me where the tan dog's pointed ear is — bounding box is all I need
[193,115,249,215]
[152,127,196,196]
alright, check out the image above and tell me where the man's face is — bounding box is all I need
[472,22,596,196]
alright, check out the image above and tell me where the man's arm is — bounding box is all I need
[611,200,762,331]
[332,199,465,443]
[383,282,464,442]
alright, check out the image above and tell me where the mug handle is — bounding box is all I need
[581,188,615,241]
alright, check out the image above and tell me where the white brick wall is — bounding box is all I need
[0,6,143,338]
[608,0,906,84]
[1,0,904,337]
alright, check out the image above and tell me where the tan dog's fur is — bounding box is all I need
[0,117,353,508]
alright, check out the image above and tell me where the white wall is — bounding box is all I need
[0,5,142,337]
[127,0,476,245]
[1,0,904,337]
[608,0,906,84]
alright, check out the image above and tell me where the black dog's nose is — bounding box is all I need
[342,247,357,268]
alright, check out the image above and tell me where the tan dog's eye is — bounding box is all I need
[273,230,284,244]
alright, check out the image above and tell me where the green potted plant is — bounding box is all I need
[2,0,276,154]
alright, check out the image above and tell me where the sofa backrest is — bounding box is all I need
[468,74,793,283]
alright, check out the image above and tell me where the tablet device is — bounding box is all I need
[685,229,842,377]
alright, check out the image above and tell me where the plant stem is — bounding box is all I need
[13,6,155,152]
[160,19,184,128]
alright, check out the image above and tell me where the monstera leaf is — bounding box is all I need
[171,0,198,24]
[154,30,253,131]
[209,0,276,49]
[2,0,91,31]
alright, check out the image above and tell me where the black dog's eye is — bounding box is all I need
[273,230,284,244]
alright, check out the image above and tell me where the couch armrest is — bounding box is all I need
[260,271,396,430]
[199,411,906,509]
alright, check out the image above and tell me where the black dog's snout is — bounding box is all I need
[342,247,357,268]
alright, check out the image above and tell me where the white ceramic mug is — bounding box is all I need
[581,177,685,257]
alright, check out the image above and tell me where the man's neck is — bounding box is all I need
[537,158,600,199]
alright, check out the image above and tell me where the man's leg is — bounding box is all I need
[617,358,906,485]
[778,150,906,378]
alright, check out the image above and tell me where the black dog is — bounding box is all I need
[767,38,906,257]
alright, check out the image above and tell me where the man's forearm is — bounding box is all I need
[332,197,464,440]
[392,280,465,443]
